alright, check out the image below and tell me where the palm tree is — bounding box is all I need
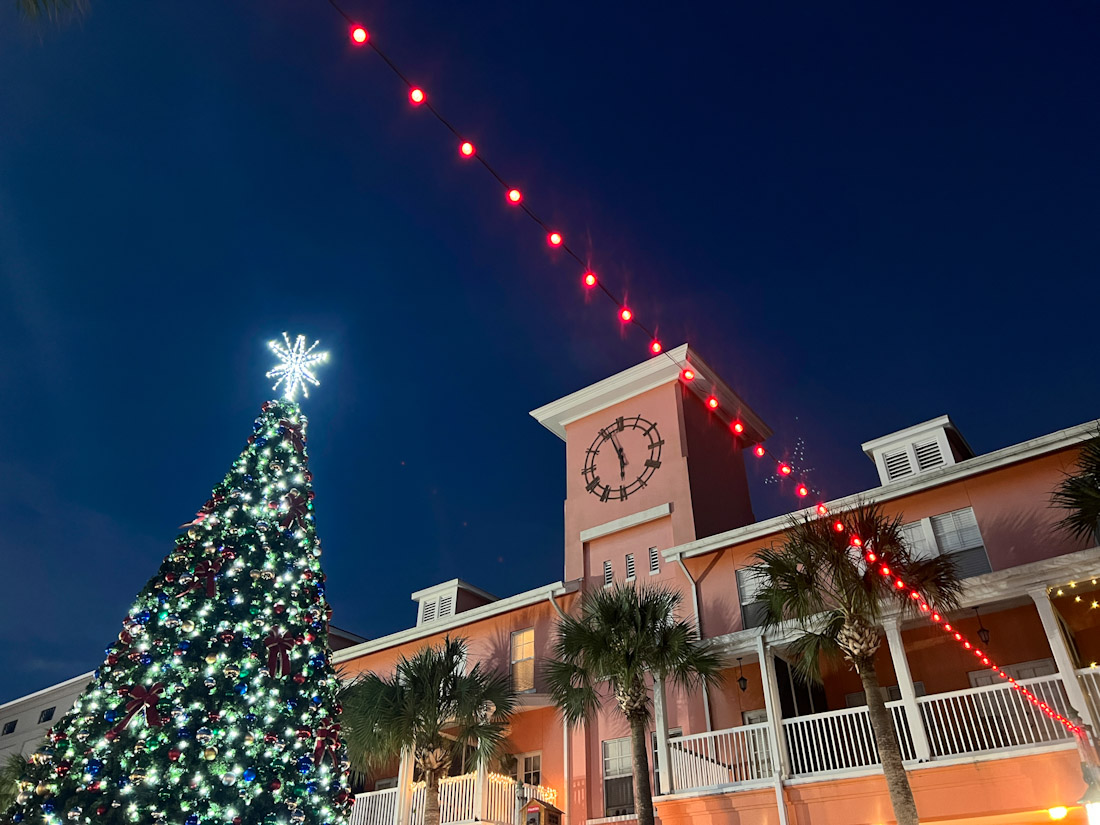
[1053,431,1100,545]
[339,636,517,825]
[753,503,962,825]
[1,754,30,813]
[545,583,725,825]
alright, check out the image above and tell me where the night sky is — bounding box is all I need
[1,2,1097,702]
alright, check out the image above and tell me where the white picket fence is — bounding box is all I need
[353,773,555,825]
[668,722,773,790]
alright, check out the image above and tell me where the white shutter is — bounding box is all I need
[914,439,945,472]
[603,560,613,586]
[736,566,764,604]
[625,553,636,580]
[931,508,983,554]
[900,521,935,560]
[649,547,660,574]
[883,448,914,481]
[438,596,454,618]
[422,600,437,623]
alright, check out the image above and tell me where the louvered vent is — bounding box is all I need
[422,601,437,623]
[625,553,636,580]
[914,439,945,471]
[883,448,914,480]
[649,547,660,574]
[603,560,613,586]
[438,596,453,618]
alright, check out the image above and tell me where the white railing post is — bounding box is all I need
[760,640,791,777]
[1029,587,1098,731]
[395,747,414,825]
[883,618,932,762]
[653,672,674,794]
[473,761,488,822]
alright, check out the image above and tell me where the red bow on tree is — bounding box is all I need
[313,724,341,766]
[110,683,166,735]
[264,629,297,677]
[181,559,222,598]
[280,492,308,530]
[279,419,306,454]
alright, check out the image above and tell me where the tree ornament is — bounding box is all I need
[203,747,218,761]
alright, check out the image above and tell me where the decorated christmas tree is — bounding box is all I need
[3,335,350,825]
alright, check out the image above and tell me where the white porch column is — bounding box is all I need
[395,746,414,825]
[755,636,790,825]
[1029,587,1098,730]
[756,636,791,778]
[882,618,932,762]
[473,756,489,821]
[652,672,673,794]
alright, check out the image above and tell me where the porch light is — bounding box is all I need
[974,607,991,645]
[737,657,748,693]
[1048,807,1068,820]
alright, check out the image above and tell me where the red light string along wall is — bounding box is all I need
[321,10,1084,723]
[328,3,823,508]
[845,525,1082,736]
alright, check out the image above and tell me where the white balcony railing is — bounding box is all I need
[353,772,557,825]
[669,674,1075,793]
[782,700,913,776]
[1078,666,1100,725]
[668,722,773,791]
[917,674,1072,757]
[349,787,398,825]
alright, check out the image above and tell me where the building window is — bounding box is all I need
[37,707,55,725]
[1,720,15,736]
[649,547,660,574]
[511,628,535,693]
[602,737,634,816]
[900,507,990,578]
[517,752,542,786]
[625,553,636,580]
[736,565,768,629]
[651,727,681,795]
[603,560,613,587]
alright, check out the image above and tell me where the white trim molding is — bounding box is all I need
[580,503,673,543]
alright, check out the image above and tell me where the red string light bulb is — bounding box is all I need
[507,188,522,204]
[548,232,563,247]
[350,25,368,44]
[409,87,425,105]
[680,368,695,382]
[583,271,597,288]
[650,340,662,355]
[619,307,633,322]
[460,141,475,157]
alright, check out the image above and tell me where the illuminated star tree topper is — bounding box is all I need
[267,332,328,401]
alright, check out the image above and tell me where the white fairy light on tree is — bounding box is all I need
[267,333,328,401]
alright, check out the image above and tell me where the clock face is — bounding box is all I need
[582,415,664,502]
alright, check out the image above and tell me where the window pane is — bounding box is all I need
[736,566,764,603]
[931,508,983,555]
[900,522,934,560]
[38,707,55,725]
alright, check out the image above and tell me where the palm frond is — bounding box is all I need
[1053,432,1100,543]
[545,582,727,726]
[16,0,87,21]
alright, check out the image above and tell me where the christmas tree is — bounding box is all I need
[4,336,350,825]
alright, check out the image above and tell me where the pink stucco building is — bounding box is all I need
[335,344,1100,825]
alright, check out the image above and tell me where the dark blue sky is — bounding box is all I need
[1,1,1097,702]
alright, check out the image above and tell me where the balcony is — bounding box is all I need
[668,672,1074,795]
[349,772,557,825]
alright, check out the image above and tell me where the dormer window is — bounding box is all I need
[412,580,496,627]
[862,416,974,487]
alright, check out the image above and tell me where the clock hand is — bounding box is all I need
[609,433,628,480]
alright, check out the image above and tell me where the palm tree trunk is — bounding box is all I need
[629,715,656,825]
[858,661,919,825]
[424,773,441,825]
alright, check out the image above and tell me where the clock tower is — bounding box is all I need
[530,344,772,587]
